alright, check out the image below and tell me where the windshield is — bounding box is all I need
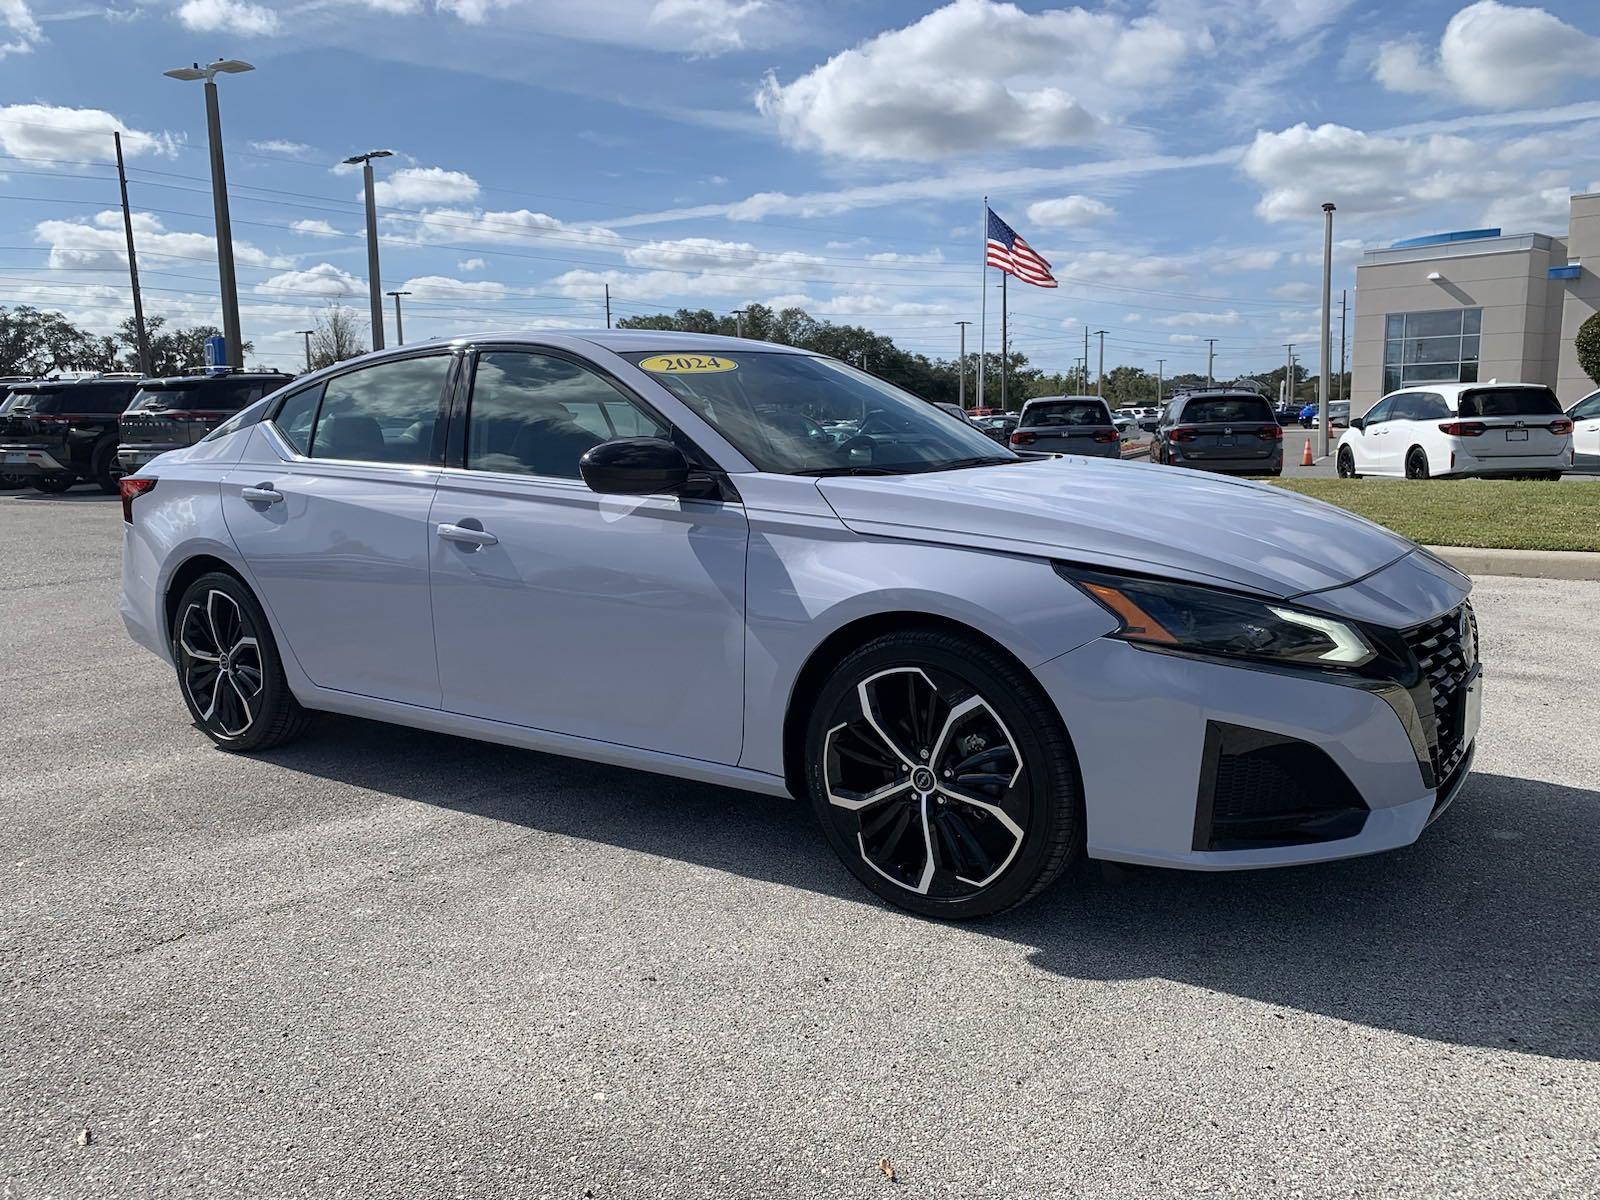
[1023,399,1109,427]
[1183,396,1275,423]
[1458,387,1562,418]
[624,350,1016,475]
[4,389,66,412]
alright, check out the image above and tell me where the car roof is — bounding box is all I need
[137,371,293,386]
[10,377,139,392]
[1022,394,1106,404]
[393,329,814,357]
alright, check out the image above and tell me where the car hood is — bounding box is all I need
[815,456,1418,599]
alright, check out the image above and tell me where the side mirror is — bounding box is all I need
[579,437,691,496]
[1349,417,1365,431]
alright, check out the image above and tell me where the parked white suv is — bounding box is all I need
[1568,388,1600,471]
[1336,383,1573,480]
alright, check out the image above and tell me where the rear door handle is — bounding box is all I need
[241,485,283,505]
[437,522,498,547]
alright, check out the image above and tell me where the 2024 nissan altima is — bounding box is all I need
[120,332,1482,918]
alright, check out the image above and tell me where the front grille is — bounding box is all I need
[1403,602,1477,780]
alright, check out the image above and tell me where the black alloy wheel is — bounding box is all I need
[1405,448,1430,480]
[172,572,309,751]
[805,630,1082,919]
[93,442,119,494]
[1337,447,1358,478]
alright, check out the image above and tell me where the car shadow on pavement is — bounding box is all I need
[262,717,1598,1063]
[2,490,119,503]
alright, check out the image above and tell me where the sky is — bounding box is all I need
[2,0,1599,380]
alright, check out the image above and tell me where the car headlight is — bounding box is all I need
[1058,565,1376,669]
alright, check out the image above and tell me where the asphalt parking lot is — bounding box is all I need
[3,491,1597,1198]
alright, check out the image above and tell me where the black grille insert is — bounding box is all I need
[1194,722,1369,851]
[1403,602,1477,782]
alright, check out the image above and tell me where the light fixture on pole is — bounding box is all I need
[344,149,394,351]
[730,308,747,339]
[295,329,314,372]
[954,320,972,408]
[163,58,254,369]
[1317,202,1336,459]
[386,290,412,345]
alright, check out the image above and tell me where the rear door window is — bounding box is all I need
[1025,400,1109,427]
[1457,388,1563,418]
[310,356,452,465]
[1181,395,1274,424]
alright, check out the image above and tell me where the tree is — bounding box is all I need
[308,305,368,369]
[0,305,99,375]
[1577,310,1600,387]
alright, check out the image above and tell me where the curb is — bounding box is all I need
[1425,545,1600,582]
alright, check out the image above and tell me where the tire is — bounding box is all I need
[0,472,25,491]
[803,629,1083,920]
[1405,448,1430,480]
[33,473,75,494]
[92,442,119,494]
[171,571,310,752]
[1337,447,1359,479]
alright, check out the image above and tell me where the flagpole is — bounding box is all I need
[978,196,987,411]
[1000,271,1008,411]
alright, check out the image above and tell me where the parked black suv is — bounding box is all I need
[116,369,294,475]
[0,375,143,493]
[1152,389,1284,476]
[0,377,34,490]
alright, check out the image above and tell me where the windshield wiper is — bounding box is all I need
[793,465,902,476]
[915,456,1016,472]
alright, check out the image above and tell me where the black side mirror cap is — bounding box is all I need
[579,437,693,496]
[1349,417,1365,431]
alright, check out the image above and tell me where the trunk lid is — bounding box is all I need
[1452,386,1570,458]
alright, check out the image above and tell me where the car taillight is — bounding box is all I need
[1092,430,1117,444]
[1439,421,1486,437]
[34,414,69,426]
[1549,418,1573,435]
[1170,427,1198,443]
[119,476,155,522]
[1259,425,1284,440]
[1010,430,1036,446]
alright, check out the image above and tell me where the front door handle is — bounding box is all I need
[241,484,283,505]
[437,522,498,548]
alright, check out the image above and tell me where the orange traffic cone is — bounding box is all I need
[1301,438,1314,467]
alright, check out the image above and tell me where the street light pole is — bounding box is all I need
[344,149,394,352]
[1156,358,1165,405]
[954,320,971,408]
[296,329,314,372]
[1205,338,1217,388]
[1318,202,1336,458]
[731,308,747,339]
[112,131,151,377]
[386,291,411,345]
[1094,330,1106,395]
[1284,343,1294,408]
[163,59,253,368]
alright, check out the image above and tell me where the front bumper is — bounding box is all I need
[1034,632,1474,871]
[0,446,68,476]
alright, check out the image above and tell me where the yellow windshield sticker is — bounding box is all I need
[639,353,737,374]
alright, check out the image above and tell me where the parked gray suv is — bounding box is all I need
[1153,390,1283,476]
[1009,395,1121,458]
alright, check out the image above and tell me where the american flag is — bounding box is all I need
[985,207,1057,288]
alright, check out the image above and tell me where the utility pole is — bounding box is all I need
[604,284,612,329]
[1338,288,1348,403]
[1156,358,1165,405]
[1083,326,1090,394]
[1284,343,1295,407]
[955,320,971,408]
[386,290,411,345]
[344,148,394,351]
[1205,338,1217,388]
[296,329,314,372]
[1094,330,1106,396]
[112,131,152,377]
[731,308,747,339]
[1318,202,1336,458]
[163,59,254,368]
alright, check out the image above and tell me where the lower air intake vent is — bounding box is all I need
[1194,722,1369,851]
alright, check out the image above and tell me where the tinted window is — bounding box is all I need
[310,356,450,464]
[1180,395,1274,424]
[1570,394,1600,420]
[1457,387,1563,418]
[271,385,321,455]
[129,381,271,413]
[1024,400,1109,426]
[466,351,666,479]
[1364,397,1394,425]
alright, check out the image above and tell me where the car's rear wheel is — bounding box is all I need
[804,630,1083,919]
[33,473,74,494]
[1337,447,1358,478]
[1405,448,1430,480]
[92,442,119,494]
[0,472,25,490]
[172,572,310,752]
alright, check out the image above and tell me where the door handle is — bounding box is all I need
[241,484,283,505]
[437,522,498,547]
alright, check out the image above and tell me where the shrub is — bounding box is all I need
[1577,310,1600,386]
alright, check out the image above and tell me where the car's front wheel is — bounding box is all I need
[172,572,310,752]
[804,630,1083,919]
[1337,447,1359,478]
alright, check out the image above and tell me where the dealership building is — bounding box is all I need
[1351,192,1600,413]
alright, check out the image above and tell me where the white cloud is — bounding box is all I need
[1026,195,1114,227]
[435,0,777,55]
[1481,185,1576,232]
[1271,281,1317,300]
[251,138,314,157]
[1056,249,1191,282]
[176,0,281,35]
[290,219,341,238]
[1374,2,1600,109]
[1212,249,1280,273]
[2,0,42,58]
[256,263,364,299]
[35,210,289,271]
[391,207,622,251]
[756,0,1204,160]
[1156,310,1243,327]
[458,257,487,272]
[1168,334,1203,344]
[398,275,509,304]
[0,104,179,162]
[371,166,481,207]
[649,0,766,55]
